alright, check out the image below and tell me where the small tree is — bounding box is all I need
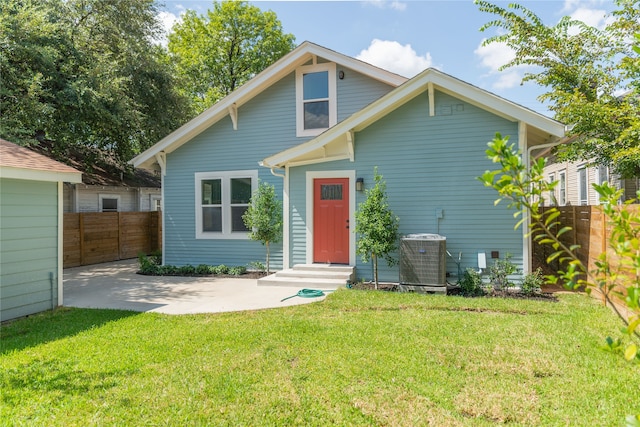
[479,133,639,361]
[354,167,400,289]
[242,181,282,274]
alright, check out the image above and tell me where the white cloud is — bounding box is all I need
[356,39,434,77]
[154,11,180,46]
[474,39,515,72]
[364,0,407,11]
[473,38,527,90]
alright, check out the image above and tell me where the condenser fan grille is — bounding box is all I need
[399,234,446,286]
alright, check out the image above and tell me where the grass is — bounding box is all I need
[2,290,639,426]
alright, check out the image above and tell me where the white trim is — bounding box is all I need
[194,170,258,239]
[296,62,337,137]
[99,194,120,212]
[305,170,356,265]
[57,181,64,307]
[577,164,588,206]
[558,170,567,206]
[150,195,162,211]
[161,171,166,265]
[283,165,290,269]
[519,122,530,274]
[0,166,82,183]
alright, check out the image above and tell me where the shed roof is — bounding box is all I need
[0,139,82,183]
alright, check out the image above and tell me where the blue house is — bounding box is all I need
[132,42,566,286]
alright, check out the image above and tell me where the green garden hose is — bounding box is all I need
[280,288,329,302]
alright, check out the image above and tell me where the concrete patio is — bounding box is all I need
[63,260,328,315]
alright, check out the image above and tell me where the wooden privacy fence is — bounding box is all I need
[533,205,639,316]
[64,211,162,268]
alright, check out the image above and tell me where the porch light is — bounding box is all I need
[356,177,364,191]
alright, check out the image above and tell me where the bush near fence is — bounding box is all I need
[64,211,162,268]
[533,205,638,317]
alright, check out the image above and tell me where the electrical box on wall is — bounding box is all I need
[435,208,444,219]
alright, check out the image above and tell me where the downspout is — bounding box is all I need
[524,126,574,274]
[57,181,64,307]
[155,153,166,265]
[259,161,288,269]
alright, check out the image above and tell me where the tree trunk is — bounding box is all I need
[373,253,379,290]
[266,240,270,274]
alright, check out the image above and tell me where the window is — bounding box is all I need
[558,171,566,206]
[99,195,120,212]
[548,174,556,206]
[195,171,257,239]
[296,62,337,137]
[151,196,161,211]
[597,165,609,204]
[578,166,588,205]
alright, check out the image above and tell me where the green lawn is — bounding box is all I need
[2,290,638,426]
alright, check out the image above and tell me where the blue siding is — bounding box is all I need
[290,90,523,282]
[163,63,396,268]
[0,178,59,321]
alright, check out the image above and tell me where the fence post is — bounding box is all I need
[118,212,123,260]
[79,213,85,266]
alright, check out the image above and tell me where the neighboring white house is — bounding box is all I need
[543,153,639,206]
[0,138,82,321]
[30,140,162,213]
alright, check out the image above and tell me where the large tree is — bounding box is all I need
[476,0,640,178]
[0,0,190,164]
[168,0,296,114]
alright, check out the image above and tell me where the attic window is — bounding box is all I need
[296,62,336,137]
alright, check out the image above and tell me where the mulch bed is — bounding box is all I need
[350,281,561,301]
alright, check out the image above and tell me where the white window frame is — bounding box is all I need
[558,171,566,206]
[99,194,120,212]
[577,165,588,206]
[150,195,162,211]
[597,165,609,204]
[548,173,556,206]
[295,62,337,137]
[195,170,258,239]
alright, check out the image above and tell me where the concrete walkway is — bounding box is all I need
[63,260,327,315]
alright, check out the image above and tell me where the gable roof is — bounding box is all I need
[131,41,407,171]
[0,139,82,183]
[262,67,568,168]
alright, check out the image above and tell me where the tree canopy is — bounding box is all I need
[168,0,296,114]
[476,0,640,178]
[0,0,190,165]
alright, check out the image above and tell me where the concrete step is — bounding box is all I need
[257,264,355,289]
[275,269,352,280]
[292,264,354,274]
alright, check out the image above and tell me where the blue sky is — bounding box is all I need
[157,0,616,116]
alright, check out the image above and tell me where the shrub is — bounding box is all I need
[179,265,197,275]
[248,261,266,273]
[228,266,247,276]
[195,264,213,275]
[459,268,485,297]
[138,253,159,275]
[521,268,543,296]
[488,253,518,291]
[214,265,229,275]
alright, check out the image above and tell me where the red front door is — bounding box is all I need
[313,178,349,264]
